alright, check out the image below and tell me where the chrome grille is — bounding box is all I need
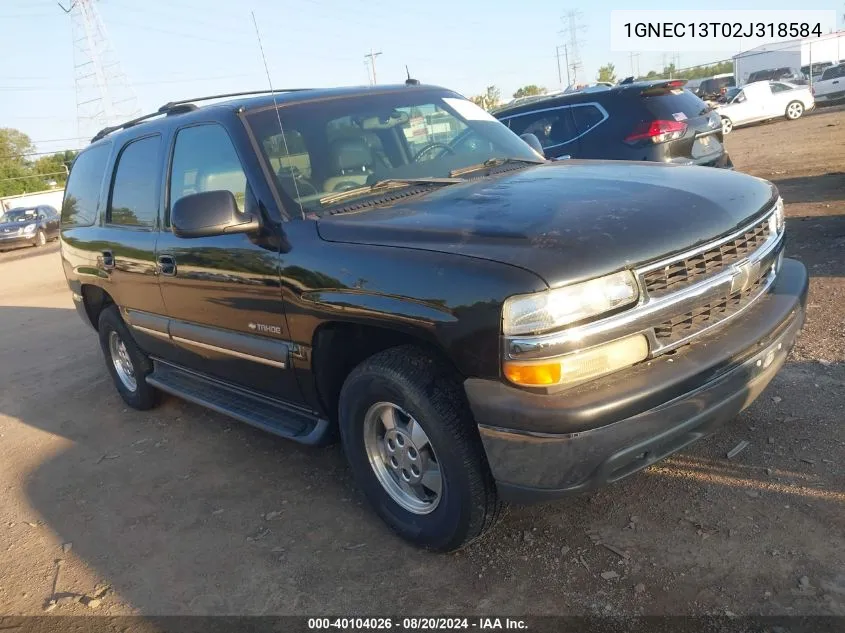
[653,268,768,345]
[642,217,771,298]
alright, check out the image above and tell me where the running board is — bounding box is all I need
[146,360,331,445]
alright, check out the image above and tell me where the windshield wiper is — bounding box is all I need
[449,157,544,178]
[318,177,462,207]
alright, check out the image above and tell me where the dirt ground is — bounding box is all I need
[0,105,843,619]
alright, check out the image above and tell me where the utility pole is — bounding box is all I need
[364,48,383,85]
[559,10,586,86]
[556,45,571,89]
[58,0,140,141]
[628,52,640,78]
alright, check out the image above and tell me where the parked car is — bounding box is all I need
[60,84,807,551]
[494,79,733,168]
[696,73,735,100]
[0,205,60,250]
[717,81,814,134]
[812,63,845,105]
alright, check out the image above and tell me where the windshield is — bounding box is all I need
[245,89,543,215]
[0,208,38,223]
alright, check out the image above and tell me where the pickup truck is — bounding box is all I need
[60,84,808,551]
[812,64,845,105]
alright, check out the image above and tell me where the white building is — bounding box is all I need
[1,189,65,212]
[733,31,845,85]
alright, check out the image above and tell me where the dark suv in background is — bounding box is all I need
[494,79,732,168]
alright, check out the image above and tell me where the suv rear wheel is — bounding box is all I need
[785,101,804,120]
[338,345,502,551]
[98,305,160,410]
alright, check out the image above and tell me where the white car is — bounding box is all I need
[716,81,814,135]
[812,64,845,105]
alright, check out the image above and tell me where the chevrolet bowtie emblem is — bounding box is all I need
[731,260,761,294]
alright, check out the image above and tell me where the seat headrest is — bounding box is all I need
[331,137,373,173]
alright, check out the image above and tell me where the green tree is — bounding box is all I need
[0,129,77,196]
[469,85,502,111]
[597,63,616,84]
[513,85,546,99]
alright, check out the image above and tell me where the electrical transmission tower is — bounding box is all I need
[559,10,587,86]
[59,0,140,142]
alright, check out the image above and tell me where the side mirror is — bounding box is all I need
[519,133,545,158]
[171,190,260,239]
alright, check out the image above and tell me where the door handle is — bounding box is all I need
[101,250,115,270]
[157,254,177,276]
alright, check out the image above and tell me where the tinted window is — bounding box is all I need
[640,89,709,119]
[108,136,161,227]
[61,144,111,227]
[771,82,792,93]
[503,107,580,148]
[169,124,247,217]
[571,104,605,133]
[821,65,845,80]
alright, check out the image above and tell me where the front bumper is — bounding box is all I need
[466,258,808,503]
[0,234,35,248]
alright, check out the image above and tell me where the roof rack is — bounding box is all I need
[90,88,313,143]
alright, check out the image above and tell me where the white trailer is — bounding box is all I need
[733,31,845,86]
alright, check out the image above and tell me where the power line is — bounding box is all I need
[0,171,68,184]
[559,10,587,85]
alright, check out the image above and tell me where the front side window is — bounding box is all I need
[108,136,161,227]
[61,143,111,227]
[821,65,845,81]
[169,123,248,219]
[246,89,542,216]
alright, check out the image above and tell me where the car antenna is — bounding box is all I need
[405,65,420,86]
[251,10,305,220]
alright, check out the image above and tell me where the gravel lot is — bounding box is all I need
[0,105,843,617]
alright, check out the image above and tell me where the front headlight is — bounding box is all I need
[502,270,639,336]
[22,223,37,234]
[769,197,785,234]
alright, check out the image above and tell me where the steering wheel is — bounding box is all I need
[412,142,456,162]
[332,181,363,192]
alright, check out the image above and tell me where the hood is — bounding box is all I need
[317,161,778,288]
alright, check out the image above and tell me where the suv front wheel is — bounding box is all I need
[338,345,502,551]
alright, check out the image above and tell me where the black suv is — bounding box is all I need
[748,67,807,85]
[494,80,733,168]
[61,84,807,551]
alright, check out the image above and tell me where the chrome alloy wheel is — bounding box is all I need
[786,102,803,119]
[363,402,442,514]
[108,330,137,392]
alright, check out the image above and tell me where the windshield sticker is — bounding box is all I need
[672,112,688,121]
[443,98,498,123]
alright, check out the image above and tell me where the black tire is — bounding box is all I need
[338,345,502,551]
[97,305,160,410]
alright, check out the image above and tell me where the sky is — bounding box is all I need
[1,0,843,156]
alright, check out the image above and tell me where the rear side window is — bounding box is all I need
[502,106,581,148]
[108,136,161,227]
[571,104,606,134]
[169,123,248,219]
[640,90,709,120]
[61,144,111,227]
